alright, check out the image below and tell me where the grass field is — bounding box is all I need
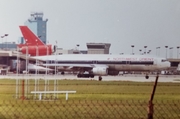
[0,78,180,101]
[0,78,180,118]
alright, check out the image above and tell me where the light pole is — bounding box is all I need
[1,36,4,49]
[165,46,168,58]
[169,47,173,58]
[77,44,80,49]
[144,46,147,54]
[139,49,142,55]
[177,46,179,59]
[131,45,134,55]
[147,50,151,54]
[4,34,8,50]
[156,47,160,56]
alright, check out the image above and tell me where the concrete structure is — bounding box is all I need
[86,43,111,54]
[0,50,28,72]
[55,48,87,55]
[23,12,48,44]
[55,48,69,55]
[167,58,180,67]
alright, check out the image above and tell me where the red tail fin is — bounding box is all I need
[19,26,45,46]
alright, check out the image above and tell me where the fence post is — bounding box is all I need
[21,80,25,100]
[147,74,159,119]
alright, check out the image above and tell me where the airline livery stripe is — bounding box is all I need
[45,60,154,65]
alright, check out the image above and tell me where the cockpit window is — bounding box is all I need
[161,59,168,62]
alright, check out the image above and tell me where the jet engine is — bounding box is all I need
[92,67,108,76]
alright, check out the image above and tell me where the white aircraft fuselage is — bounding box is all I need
[32,54,170,76]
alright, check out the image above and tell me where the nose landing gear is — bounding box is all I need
[98,76,102,81]
[145,74,149,79]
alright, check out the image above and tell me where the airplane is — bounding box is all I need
[31,54,171,81]
[18,26,57,56]
[17,27,170,80]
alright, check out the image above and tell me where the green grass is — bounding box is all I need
[0,78,180,119]
[0,79,180,101]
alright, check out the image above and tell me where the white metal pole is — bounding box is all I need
[37,43,39,92]
[16,46,19,99]
[34,40,38,99]
[26,40,29,98]
[44,46,48,98]
[47,46,49,92]
[25,44,28,98]
[27,44,30,98]
[54,44,57,99]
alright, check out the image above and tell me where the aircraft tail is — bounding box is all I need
[19,26,45,46]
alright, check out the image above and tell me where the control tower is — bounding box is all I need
[24,12,48,44]
[86,43,111,54]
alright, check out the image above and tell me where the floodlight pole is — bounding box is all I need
[131,45,134,55]
[1,35,4,50]
[147,74,159,119]
[165,46,168,58]
[177,46,179,59]
[4,34,8,50]
[144,46,147,54]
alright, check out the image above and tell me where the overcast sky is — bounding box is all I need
[0,0,180,57]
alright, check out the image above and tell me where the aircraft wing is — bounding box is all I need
[28,64,54,71]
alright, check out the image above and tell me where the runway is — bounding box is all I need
[0,74,180,83]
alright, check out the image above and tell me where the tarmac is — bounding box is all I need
[0,74,180,83]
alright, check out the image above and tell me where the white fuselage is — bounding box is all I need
[32,54,170,73]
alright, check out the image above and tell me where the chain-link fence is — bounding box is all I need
[0,78,180,119]
[0,100,180,119]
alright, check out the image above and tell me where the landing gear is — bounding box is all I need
[98,76,102,81]
[61,72,65,75]
[77,73,94,78]
[145,74,149,79]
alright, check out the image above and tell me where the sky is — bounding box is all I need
[0,0,180,58]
